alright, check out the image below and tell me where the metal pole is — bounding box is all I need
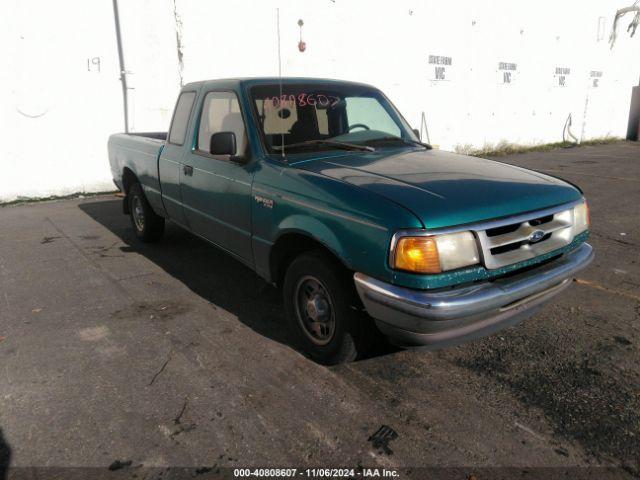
[112,0,129,133]
[277,8,285,159]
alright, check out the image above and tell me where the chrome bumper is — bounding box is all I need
[354,243,594,348]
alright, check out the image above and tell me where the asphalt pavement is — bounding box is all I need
[0,142,638,479]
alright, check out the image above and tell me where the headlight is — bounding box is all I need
[392,231,480,274]
[573,200,590,235]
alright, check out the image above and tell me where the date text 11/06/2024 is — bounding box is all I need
[233,468,400,477]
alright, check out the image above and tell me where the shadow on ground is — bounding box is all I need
[78,199,396,359]
[0,428,11,480]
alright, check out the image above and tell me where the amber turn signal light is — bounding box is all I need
[394,236,442,273]
[585,200,591,227]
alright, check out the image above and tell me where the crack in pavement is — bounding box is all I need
[574,278,640,302]
[149,353,172,386]
[174,396,188,425]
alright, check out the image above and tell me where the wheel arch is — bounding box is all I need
[121,167,139,214]
[269,229,352,289]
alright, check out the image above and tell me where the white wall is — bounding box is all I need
[1,0,639,202]
[1,0,123,201]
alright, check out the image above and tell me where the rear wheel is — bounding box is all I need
[283,250,375,364]
[128,183,165,242]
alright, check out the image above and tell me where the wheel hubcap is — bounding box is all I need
[294,276,336,346]
[132,196,145,231]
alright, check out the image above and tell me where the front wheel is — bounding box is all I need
[128,183,165,242]
[283,250,375,364]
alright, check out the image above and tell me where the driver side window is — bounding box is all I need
[345,97,401,136]
[197,91,247,156]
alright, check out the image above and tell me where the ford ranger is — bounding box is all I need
[108,78,593,364]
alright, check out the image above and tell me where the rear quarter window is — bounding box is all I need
[168,91,196,145]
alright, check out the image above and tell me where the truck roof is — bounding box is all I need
[182,77,376,91]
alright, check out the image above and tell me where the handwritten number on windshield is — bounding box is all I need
[265,94,340,109]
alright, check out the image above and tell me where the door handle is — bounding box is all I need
[183,165,193,176]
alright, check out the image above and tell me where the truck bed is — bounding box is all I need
[107,132,167,194]
[127,132,167,141]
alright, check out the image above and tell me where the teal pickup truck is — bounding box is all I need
[108,77,593,364]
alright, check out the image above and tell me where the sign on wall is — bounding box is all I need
[589,70,603,88]
[428,55,453,82]
[554,67,571,87]
[497,62,518,85]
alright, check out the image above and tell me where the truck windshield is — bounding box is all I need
[250,83,421,154]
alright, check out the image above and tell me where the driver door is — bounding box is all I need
[179,90,254,263]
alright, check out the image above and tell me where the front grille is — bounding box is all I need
[475,206,575,269]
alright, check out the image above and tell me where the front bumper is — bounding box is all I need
[354,242,594,348]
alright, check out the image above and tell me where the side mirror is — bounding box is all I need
[210,132,236,156]
[412,128,421,140]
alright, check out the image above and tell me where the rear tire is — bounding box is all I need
[128,183,165,242]
[283,250,375,364]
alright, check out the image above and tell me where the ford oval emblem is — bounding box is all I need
[529,230,545,243]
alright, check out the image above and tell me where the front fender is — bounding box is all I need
[276,215,349,265]
[250,160,424,284]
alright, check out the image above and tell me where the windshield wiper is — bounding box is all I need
[273,139,376,153]
[364,136,432,150]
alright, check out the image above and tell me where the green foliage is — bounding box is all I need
[455,137,624,157]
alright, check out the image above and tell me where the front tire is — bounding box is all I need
[283,250,375,364]
[128,183,165,242]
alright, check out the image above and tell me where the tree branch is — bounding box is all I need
[610,3,640,48]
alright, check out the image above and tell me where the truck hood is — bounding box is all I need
[292,149,582,229]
